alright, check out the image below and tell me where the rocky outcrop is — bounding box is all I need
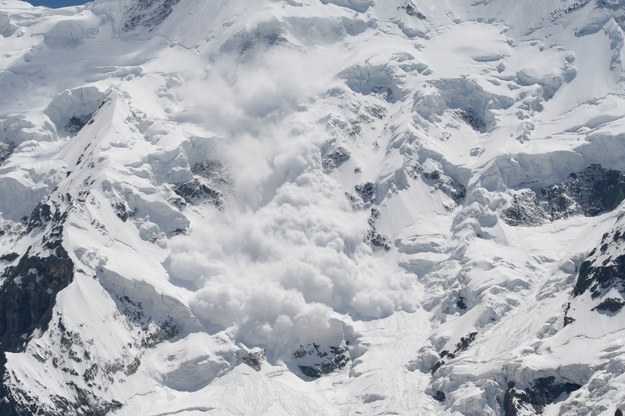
[503,377,582,416]
[572,223,625,312]
[0,248,73,351]
[0,203,75,415]
[321,141,351,172]
[123,0,181,32]
[430,332,478,374]
[293,342,350,379]
[503,165,625,226]
[366,208,391,250]
[399,1,426,19]
[174,178,223,209]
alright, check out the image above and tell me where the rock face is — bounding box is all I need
[0,249,73,351]
[293,342,350,379]
[0,203,75,415]
[123,0,181,32]
[0,203,72,351]
[430,332,478,374]
[503,377,582,416]
[572,219,625,312]
[354,182,377,207]
[321,141,351,172]
[173,178,223,209]
[503,165,625,226]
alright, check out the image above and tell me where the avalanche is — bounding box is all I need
[0,0,624,415]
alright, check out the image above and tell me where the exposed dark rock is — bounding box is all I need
[112,201,133,222]
[0,352,20,416]
[51,382,123,416]
[367,230,391,251]
[503,378,582,416]
[0,253,18,263]
[173,178,223,209]
[563,302,575,326]
[456,332,477,352]
[140,319,178,349]
[0,247,75,411]
[355,182,377,207]
[27,203,53,230]
[592,297,625,314]
[430,360,443,374]
[433,390,446,402]
[421,168,466,204]
[123,0,181,32]
[615,409,623,416]
[431,332,478,374]
[458,109,487,132]
[400,1,426,19]
[0,200,95,415]
[111,294,179,349]
[0,249,73,351]
[503,165,625,226]
[293,343,350,379]
[66,114,92,136]
[239,349,266,371]
[365,208,391,250]
[0,142,13,164]
[219,20,288,57]
[321,143,351,172]
[368,207,381,226]
[573,227,625,300]
[125,357,141,376]
[83,363,99,384]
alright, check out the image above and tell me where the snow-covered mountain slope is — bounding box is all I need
[0,0,625,414]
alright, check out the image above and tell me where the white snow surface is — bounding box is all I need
[0,0,624,415]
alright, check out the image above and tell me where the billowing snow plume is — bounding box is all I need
[0,0,625,415]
